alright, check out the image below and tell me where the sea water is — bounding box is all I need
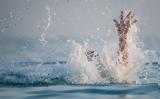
[0,3,160,99]
[0,84,159,99]
[0,61,159,99]
[0,35,159,99]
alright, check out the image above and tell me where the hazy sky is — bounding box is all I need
[0,0,160,60]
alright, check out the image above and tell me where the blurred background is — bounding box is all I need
[0,0,160,62]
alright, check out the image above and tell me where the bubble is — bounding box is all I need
[96,27,100,31]
[1,28,5,33]
[10,11,14,18]
[101,12,105,16]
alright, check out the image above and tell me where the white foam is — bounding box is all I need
[67,23,152,84]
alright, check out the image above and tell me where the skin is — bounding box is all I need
[86,50,99,61]
[86,11,137,66]
[114,11,137,66]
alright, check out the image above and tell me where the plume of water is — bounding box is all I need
[68,22,147,84]
[67,41,102,83]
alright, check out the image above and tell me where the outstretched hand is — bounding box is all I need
[113,11,137,34]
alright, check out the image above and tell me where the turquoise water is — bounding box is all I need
[0,84,159,99]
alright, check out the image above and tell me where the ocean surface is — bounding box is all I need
[0,61,159,99]
[0,84,159,99]
[0,1,160,98]
[0,33,159,99]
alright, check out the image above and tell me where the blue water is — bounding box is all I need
[0,61,159,99]
[0,84,159,99]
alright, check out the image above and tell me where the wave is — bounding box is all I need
[0,61,159,87]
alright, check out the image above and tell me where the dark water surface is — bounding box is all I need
[0,84,159,99]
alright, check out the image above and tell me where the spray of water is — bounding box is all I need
[68,21,147,84]
[39,6,52,46]
[67,41,102,83]
[0,7,159,85]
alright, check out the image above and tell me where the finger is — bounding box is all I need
[124,20,130,28]
[113,19,118,24]
[131,13,135,19]
[120,11,124,22]
[131,20,137,25]
[125,11,132,20]
[113,19,119,27]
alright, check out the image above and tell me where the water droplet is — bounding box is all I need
[96,27,100,31]
[10,11,14,18]
[101,12,105,16]
[1,28,5,33]
[53,12,56,16]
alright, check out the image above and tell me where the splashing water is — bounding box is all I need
[67,23,158,84]
[0,20,159,86]
[0,25,159,86]
[0,8,159,86]
[39,6,52,46]
[67,40,102,83]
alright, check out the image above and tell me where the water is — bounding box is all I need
[0,30,159,98]
[0,1,160,99]
[0,19,160,98]
[0,61,159,99]
[0,84,159,99]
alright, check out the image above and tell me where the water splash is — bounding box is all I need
[0,10,14,33]
[0,9,159,86]
[67,23,156,84]
[67,41,102,83]
[39,6,52,46]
